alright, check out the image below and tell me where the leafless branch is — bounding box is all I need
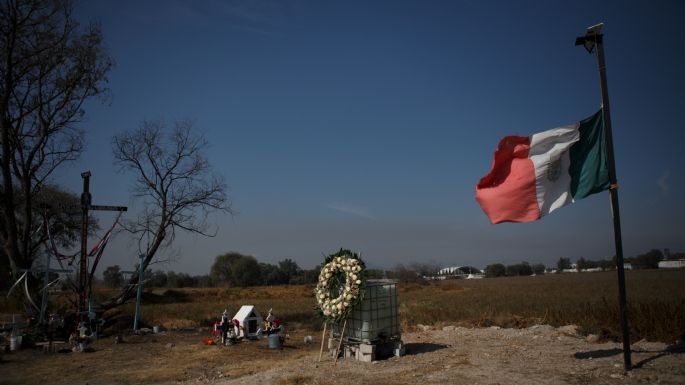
[102,119,232,309]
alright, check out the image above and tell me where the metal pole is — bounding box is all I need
[79,171,91,314]
[39,250,49,324]
[133,254,144,331]
[592,31,632,371]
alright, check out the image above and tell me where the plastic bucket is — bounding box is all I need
[268,333,282,349]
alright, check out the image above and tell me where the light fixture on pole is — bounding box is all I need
[575,23,603,53]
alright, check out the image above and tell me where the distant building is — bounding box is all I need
[561,263,578,273]
[658,260,685,269]
[437,266,483,278]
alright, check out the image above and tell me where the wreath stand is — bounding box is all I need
[317,322,327,362]
[315,249,365,364]
[317,318,348,366]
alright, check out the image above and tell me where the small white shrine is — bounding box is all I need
[233,305,263,338]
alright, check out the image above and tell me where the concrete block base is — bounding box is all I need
[344,340,404,362]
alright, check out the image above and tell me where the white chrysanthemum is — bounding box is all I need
[316,254,366,319]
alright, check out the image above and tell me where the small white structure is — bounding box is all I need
[659,259,685,269]
[233,305,263,338]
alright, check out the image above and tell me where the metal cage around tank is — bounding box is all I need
[345,279,400,344]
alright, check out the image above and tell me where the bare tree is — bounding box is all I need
[0,0,112,275]
[103,119,232,307]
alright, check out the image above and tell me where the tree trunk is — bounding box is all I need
[98,224,166,311]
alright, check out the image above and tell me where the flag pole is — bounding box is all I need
[576,23,631,371]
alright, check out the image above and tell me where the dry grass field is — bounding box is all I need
[1,269,683,384]
[399,269,685,343]
[103,269,685,343]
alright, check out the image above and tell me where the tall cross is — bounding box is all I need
[78,171,127,314]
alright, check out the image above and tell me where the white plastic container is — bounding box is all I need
[346,280,400,343]
[9,335,22,351]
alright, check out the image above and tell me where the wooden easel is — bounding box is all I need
[318,322,327,362]
[317,318,348,365]
[333,318,347,366]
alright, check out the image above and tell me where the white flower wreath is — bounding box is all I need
[315,252,365,321]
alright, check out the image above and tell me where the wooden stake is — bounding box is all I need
[333,318,347,366]
[318,322,327,362]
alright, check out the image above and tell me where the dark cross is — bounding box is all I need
[78,171,127,314]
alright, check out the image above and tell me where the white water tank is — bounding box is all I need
[345,280,400,343]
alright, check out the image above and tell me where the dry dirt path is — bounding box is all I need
[202,325,685,385]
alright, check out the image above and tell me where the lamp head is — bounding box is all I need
[586,23,603,36]
[575,23,604,53]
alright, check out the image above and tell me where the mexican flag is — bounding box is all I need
[476,109,610,224]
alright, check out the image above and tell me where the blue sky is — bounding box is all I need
[57,0,685,275]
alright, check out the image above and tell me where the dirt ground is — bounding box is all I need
[1,325,684,385]
[206,325,685,385]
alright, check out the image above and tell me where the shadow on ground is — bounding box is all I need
[633,341,685,369]
[405,342,449,355]
[574,348,623,360]
[574,341,685,369]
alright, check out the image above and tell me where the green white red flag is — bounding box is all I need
[476,110,610,224]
